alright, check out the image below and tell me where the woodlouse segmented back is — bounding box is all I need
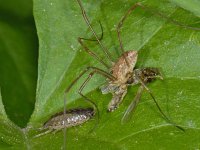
[44,108,95,130]
[34,108,95,138]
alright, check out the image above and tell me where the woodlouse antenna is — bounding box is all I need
[77,0,114,63]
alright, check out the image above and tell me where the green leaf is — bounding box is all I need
[0,0,38,149]
[4,0,199,149]
[0,90,26,149]
[0,0,38,127]
[168,0,200,17]
[30,0,200,149]
[0,89,8,121]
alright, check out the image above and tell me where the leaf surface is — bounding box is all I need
[168,0,200,17]
[0,0,38,149]
[32,0,200,149]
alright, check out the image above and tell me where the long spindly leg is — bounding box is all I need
[78,21,110,69]
[64,66,115,115]
[78,37,110,69]
[77,0,114,63]
[117,2,200,67]
[78,71,100,131]
[138,79,185,131]
[65,66,115,95]
[64,66,115,122]
[117,3,141,67]
[117,2,200,52]
[117,2,200,50]
[80,21,104,42]
[63,66,115,149]
[121,85,144,123]
[136,3,200,31]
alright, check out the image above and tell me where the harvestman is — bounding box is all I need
[31,1,200,147]
[62,0,200,149]
[64,0,189,132]
[63,0,200,141]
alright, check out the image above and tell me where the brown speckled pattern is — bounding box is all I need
[101,50,160,112]
[111,51,138,83]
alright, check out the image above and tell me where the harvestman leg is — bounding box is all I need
[122,72,164,122]
[122,76,184,131]
[116,3,151,66]
[116,2,200,52]
[63,66,115,149]
[136,3,200,31]
[78,70,103,131]
[78,38,110,69]
[78,21,110,69]
[79,21,104,42]
[116,3,142,67]
[140,80,184,131]
[78,19,111,69]
[116,2,200,67]
[77,0,114,63]
[64,66,115,115]
[64,66,115,119]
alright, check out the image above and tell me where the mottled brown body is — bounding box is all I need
[102,51,138,111]
[101,51,162,112]
[111,51,138,83]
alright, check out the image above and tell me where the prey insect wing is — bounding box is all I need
[121,67,162,123]
[121,85,144,123]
